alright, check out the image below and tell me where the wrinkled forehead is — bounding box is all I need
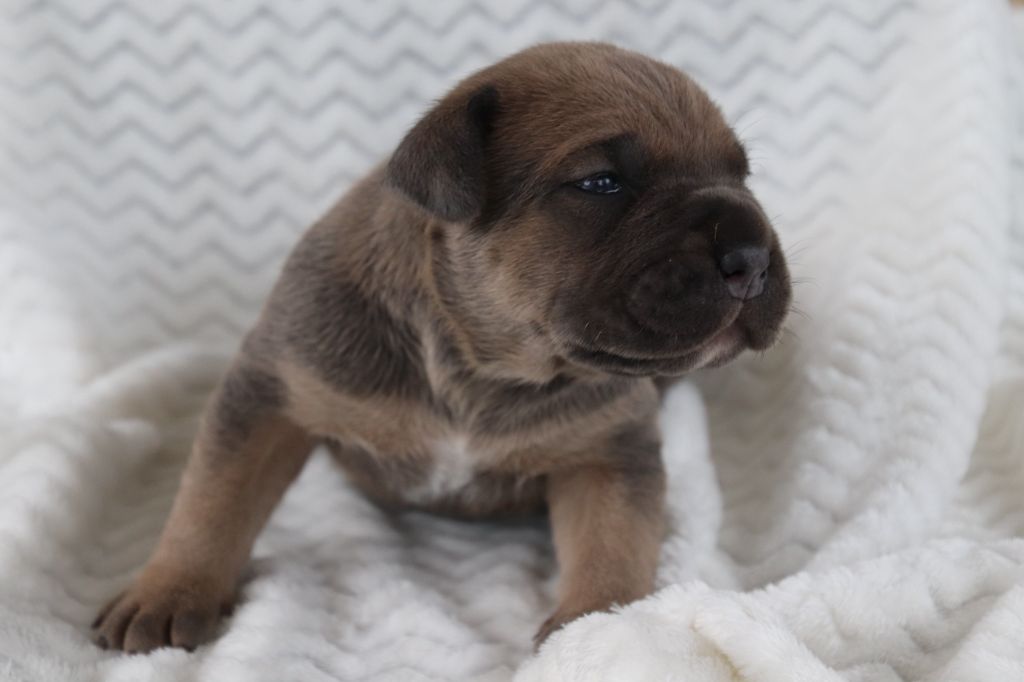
[538,126,747,184]
[491,105,747,192]
[485,57,746,185]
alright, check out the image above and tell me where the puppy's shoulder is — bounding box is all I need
[251,171,432,400]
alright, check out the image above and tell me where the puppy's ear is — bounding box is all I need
[386,84,499,222]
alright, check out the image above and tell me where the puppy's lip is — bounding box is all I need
[566,345,687,373]
[565,324,746,376]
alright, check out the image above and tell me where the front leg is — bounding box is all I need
[535,423,666,647]
[92,360,313,653]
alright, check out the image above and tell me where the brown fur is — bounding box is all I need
[93,42,790,653]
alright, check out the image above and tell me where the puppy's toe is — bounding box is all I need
[169,608,219,651]
[122,610,171,654]
[92,594,139,652]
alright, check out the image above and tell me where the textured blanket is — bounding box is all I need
[1,1,1022,681]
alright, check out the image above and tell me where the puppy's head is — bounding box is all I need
[388,42,791,379]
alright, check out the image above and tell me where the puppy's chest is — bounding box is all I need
[336,412,532,510]
[354,394,522,479]
[331,391,579,507]
[284,360,645,505]
[407,431,484,502]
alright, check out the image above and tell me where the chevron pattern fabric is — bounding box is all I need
[0,0,945,360]
[1,1,1023,681]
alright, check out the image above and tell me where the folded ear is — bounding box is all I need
[386,84,499,222]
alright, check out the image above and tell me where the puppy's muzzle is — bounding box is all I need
[624,190,775,337]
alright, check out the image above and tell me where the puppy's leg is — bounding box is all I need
[535,426,666,647]
[92,361,313,653]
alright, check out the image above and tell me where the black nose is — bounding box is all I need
[719,246,769,300]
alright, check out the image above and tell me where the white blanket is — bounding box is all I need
[1,1,1022,681]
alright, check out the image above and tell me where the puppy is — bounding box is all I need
[92,41,790,653]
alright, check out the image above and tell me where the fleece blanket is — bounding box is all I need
[1,1,1023,680]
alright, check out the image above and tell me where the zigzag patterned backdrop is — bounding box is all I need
[0,0,953,362]
[1,4,1022,678]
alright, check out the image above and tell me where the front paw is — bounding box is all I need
[91,568,234,654]
[533,607,588,650]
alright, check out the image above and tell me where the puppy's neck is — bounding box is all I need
[416,237,568,387]
[328,167,606,393]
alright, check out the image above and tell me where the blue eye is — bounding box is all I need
[574,172,622,194]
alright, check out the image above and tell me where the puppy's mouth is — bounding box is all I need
[565,324,745,377]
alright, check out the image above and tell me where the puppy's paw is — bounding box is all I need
[533,607,587,650]
[91,570,234,654]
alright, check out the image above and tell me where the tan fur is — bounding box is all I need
[537,452,666,645]
[94,410,313,652]
[92,42,791,653]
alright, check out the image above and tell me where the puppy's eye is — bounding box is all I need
[574,172,622,195]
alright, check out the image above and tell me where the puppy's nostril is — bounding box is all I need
[719,246,769,300]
